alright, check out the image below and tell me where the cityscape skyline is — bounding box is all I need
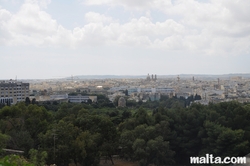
[2,73,250,81]
[1,0,250,79]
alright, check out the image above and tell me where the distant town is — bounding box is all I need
[1,73,250,106]
[1,74,250,166]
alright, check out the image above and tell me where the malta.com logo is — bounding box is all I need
[190,154,247,164]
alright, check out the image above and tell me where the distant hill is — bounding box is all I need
[65,75,146,79]
[64,73,250,80]
[178,73,250,79]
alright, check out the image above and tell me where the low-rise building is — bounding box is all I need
[68,95,97,103]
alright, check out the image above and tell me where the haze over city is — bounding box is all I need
[1,0,250,79]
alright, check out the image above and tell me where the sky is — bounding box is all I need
[0,0,250,79]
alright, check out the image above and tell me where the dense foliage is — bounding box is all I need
[0,97,250,166]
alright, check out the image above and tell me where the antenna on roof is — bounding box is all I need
[16,76,17,81]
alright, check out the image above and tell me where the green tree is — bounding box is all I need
[0,155,34,166]
[74,131,101,166]
[31,98,37,105]
[0,133,10,153]
[202,121,249,158]
[39,120,80,165]
[25,97,31,105]
[29,149,48,166]
[124,89,128,96]
[87,99,92,104]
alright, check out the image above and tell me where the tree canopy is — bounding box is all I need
[0,100,250,165]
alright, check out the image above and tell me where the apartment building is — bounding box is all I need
[0,80,29,105]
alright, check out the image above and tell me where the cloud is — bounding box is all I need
[0,7,12,44]
[0,0,249,57]
[83,0,172,11]
[25,0,51,9]
[0,8,12,21]
[85,12,114,24]
[1,1,73,47]
[70,16,186,48]
[83,0,250,40]
[8,7,56,45]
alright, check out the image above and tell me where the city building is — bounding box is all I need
[146,74,157,82]
[68,95,97,103]
[24,74,250,106]
[149,93,161,101]
[127,87,137,95]
[50,94,68,100]
[0,80,29,105]
[156,87,175,95]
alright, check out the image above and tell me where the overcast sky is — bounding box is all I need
[1,0,250,79]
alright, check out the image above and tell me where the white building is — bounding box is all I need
[127,87,175,96]
[156,87,175,94]
[50,94,68,100]
[68,95,97,103]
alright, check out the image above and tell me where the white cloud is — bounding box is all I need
[0,8,12,21]
[0,1,78,47]
[0,0,249,57]
[9,3,57,34]
[25,0,51,9]
[85,12,114,24]
[83,0,172,11]
[70,16,186,48]
[0,7,12,44]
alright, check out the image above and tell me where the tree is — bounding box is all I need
[124,89,128,96]
[87,99,92,105]
[0,155,34,166]
[0,103,52,156]
[29,149,48,166]
[122,110,132,120]
[194,94,201,100]
[202,121,249,158]
[39,120,80,165]
[113,96,120,107]
[120,124,175,166]
[31,98,36,104]
[25,97,31,105]
[0,132,10,153]
[74,131,101,166]
[134,108,153,126]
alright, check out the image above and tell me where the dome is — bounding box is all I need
[118,97,126,107]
